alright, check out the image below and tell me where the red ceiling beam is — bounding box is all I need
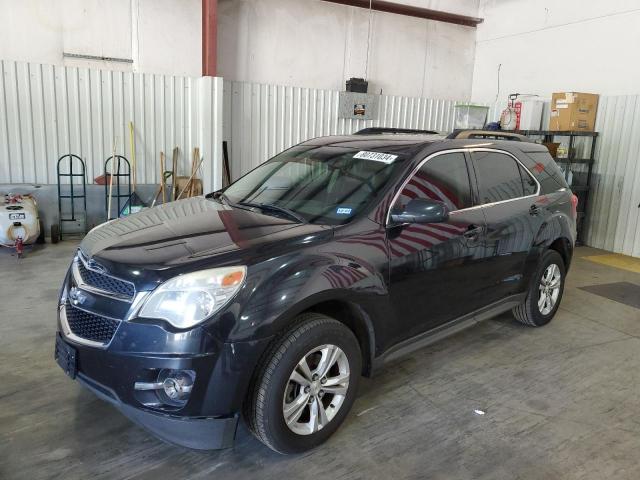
[202,0,218,76]
[320,0,483,27]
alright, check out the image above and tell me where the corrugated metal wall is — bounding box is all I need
[3,64,639,256]
[585,96,640,257]
[222,80,459,179]
[0,60,223,191]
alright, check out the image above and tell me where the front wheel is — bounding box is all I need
[513,249,566,327]
[36,219,45,244]
[50,223,60,244]
[245,313,361,454]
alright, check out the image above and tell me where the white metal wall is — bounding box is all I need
[3,63,640,257]
[0,60,223,191]
[222,80,459,179]
[585,96,640,257]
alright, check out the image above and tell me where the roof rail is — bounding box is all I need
[446,129,533,142]
[355,127,439,135]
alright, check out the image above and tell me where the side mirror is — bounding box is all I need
[390,198,449,225]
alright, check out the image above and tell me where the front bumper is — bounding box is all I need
[73,356,239,450]
[55,332,240,449]
[55,323,272,449]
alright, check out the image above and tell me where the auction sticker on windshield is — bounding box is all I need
[353,151,398,164]
[336,207,353,215]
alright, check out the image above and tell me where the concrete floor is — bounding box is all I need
[1,242,640,480]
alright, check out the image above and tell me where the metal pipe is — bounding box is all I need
[202,0,218,76]
[320,0,483,27]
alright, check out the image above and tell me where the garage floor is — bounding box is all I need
[2,243,640,480]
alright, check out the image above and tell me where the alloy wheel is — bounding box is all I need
[538,263,562,315]
[282,344,350,435]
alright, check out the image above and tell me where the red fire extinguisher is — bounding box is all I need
[500,94,521,131]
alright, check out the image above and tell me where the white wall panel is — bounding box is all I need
[585,96,640,258]
[0,60,223,192]
[223,80,458,179]
[0,0,201,77]
[472,1,640,102]
[218,0,477,99]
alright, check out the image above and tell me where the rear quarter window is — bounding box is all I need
[524,151,569,193]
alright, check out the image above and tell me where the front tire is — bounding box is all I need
[36,219,45,244]
[245,313,361,454]
[50,223,60,244]
[513,249,566,327]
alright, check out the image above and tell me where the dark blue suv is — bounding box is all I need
[55,130,576,453]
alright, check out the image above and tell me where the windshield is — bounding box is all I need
[221,145,407,225]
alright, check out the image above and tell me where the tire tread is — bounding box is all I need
[512,249,565,327]
[244,312,349,453]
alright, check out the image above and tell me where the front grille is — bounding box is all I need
[65,302,121,344]
[76,259,135,299]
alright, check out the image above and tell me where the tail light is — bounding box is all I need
[570,194,578,219]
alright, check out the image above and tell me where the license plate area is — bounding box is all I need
[9,213,25,220]
[55,334,77,379]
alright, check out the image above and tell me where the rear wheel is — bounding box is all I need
[36,219,45,244]
[245,313,361,454]
[50,223,60,244]
[513,249,566,327]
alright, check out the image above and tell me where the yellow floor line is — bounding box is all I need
[583,253,640,274]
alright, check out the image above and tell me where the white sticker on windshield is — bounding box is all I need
[353,151,398,164]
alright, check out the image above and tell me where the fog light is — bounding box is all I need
[163,374,192,400]
[133,369,196,408]
[158,369,195,407]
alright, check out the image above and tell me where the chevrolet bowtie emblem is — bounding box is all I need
[69,287,87,306]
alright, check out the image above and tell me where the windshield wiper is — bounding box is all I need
[239,202,307,224]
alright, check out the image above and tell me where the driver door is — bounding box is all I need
[387,151,489,343]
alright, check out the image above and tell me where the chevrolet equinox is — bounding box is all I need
[55,129,576,453]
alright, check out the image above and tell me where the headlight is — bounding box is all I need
[138,266,246,329]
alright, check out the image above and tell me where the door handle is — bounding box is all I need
[529,204,541,216]
[463,225,483,239]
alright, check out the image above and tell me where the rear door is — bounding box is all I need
[470,149,543,304]
[386,150,489,342]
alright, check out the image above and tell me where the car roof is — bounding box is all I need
[301,133,550,157]
[301,133,444,149]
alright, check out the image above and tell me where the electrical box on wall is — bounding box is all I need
[339,92,380,121]
[346,77,368,93]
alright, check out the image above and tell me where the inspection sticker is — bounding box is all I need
[336,207,353,215]
[353,151,398,164]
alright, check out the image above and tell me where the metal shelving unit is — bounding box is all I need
[516,130,598,244]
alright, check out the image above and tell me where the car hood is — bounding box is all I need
[79,197,329,281]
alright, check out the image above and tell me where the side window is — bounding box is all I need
[473,151,526,204]
[525,151,569,193]
[519,164,538,196]
[393,152,473,212]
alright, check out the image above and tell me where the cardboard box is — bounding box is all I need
[549,92,599,131]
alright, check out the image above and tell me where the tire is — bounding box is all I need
[513,249,566,327]
[50,223,60,244]
[245,313,361,454]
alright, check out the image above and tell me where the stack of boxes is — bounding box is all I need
[549,92,599,132]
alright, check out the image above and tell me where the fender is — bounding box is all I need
[225,249,389,368]
[523,208,574,289]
